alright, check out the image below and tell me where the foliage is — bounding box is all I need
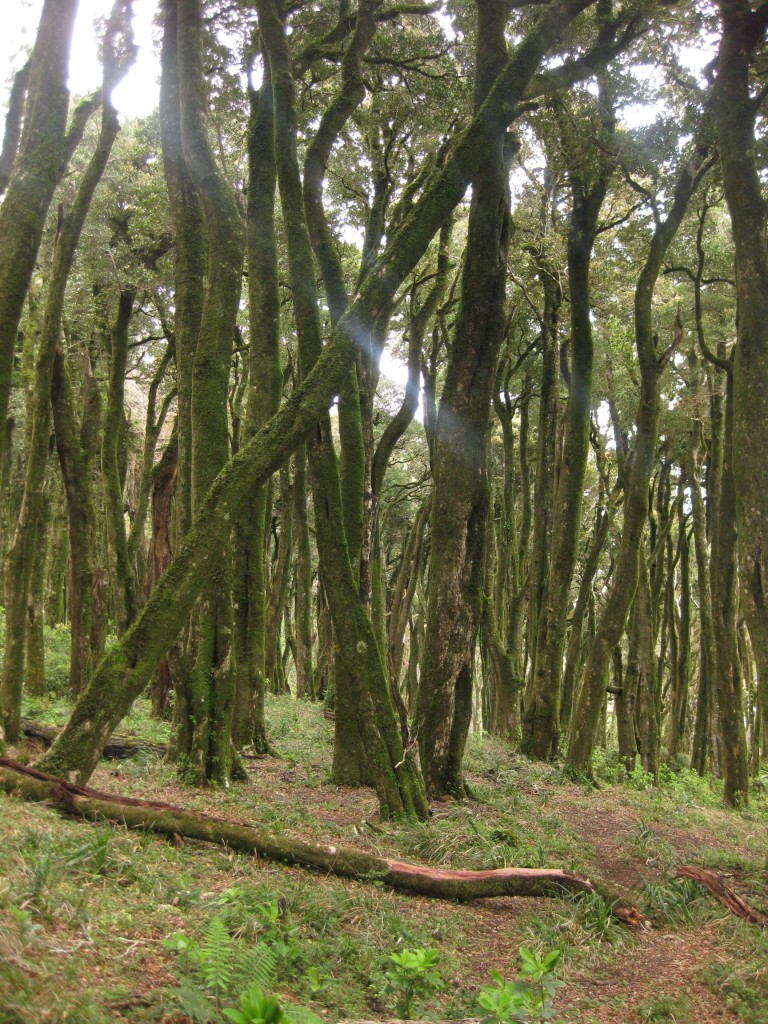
[477,948,563,1023]
[567,891,624,946]
[383,946,444,1019]
[162,914,319,1024]
[641,877,710,927]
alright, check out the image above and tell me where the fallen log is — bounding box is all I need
[22,719,166,760]
[0,756,642,916]
[677,865,768,927]
[20,719,263,763]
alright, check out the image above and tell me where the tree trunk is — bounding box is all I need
[713,4,768,790]
[417,0,511,798]
[0,0,79,465]
[293,444,314,699]
[51,341,103,694]
[145,430,178,718]
[1,20,131,744]
[173,0,245,786]
[522,101,614,758]
[710,369,749,805]
[101,287,138,635]
[232,63,281,751]
[566,148,711,775]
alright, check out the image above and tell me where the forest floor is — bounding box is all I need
[1,693,767,1024]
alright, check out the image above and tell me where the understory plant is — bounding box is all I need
[478,948,563,1022]
[163,915,320,1024]
[383,946,444,1019]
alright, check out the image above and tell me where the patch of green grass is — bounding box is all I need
[636,993,694,1023]
[640,876,714,927]
[702,920,768,1022]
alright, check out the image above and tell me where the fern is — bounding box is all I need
[235,941,277,992]
[177,982,217,1023]
[201,916,234,1006]
[283,1004,324,1024]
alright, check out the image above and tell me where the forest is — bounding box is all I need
[0,0,767,1021]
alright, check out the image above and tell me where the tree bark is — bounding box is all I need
[1,12,132,743]
[0,0,79,466]
[713,4,768,789]
[417,0,511,798]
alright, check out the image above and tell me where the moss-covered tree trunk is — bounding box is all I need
[417,0,511,798]
[0,0,79,467]
[566,148,711,775]
[1,17,131,743]
[51,341,103,694]
[126,341,175,589]
[712,3,768,793]
[522,101,614,759]
[232,63,281,751]
[173,0,244,786]
[668,492,691,759]
[488,369,532,741]
[145,430,177,717]
[524,260,560,688]
[101,287,138,635]
[710,368,749,804]
[292,443,313,699]
[26,483,51,698]
[256,0,427,817]
[560,502,612,733]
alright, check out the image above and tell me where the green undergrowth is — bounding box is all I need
[3,687,768,1021]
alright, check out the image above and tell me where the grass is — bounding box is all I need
[2,670,768,1022]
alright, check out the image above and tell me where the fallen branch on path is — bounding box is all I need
[0,755,641,917]
[677,865,768,927]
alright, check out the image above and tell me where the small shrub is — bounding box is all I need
[478,947,563,1022]
[383,946,443,1019]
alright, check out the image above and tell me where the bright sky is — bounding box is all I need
[1,0,160,120]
